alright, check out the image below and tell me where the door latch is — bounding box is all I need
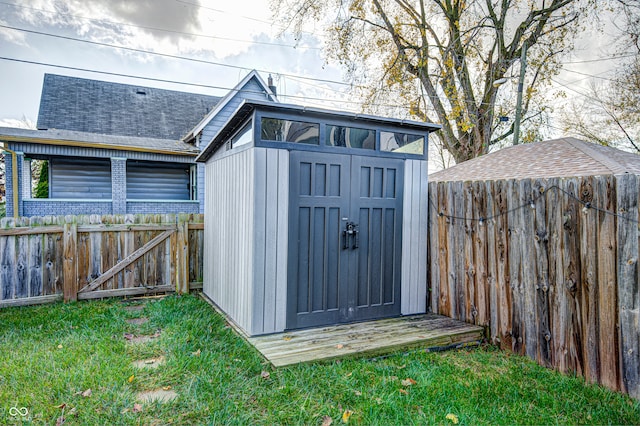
[342,222,359,250]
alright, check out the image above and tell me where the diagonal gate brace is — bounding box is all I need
[78,229,175,294]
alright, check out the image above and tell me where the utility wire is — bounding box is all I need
[0,24,349,87]
[428,184,638,224]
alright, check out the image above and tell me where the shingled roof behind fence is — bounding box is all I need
[430,137,640,182]
[37,74,221,140]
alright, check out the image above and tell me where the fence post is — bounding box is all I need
[63,218,78,302]
[616,173,640,398]
[175,214,190,294]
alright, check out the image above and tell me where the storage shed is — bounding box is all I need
[196,100,440,336]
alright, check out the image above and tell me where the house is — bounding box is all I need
[196,99,440,336]
[0,71,276,217]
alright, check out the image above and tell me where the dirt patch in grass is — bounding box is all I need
[132,356,166,369]
[137,388,178,403]
[127,317,149,325]
[124,331,161,344]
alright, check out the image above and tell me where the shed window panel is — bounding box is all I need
[231,121,253,148]
[380,131,425,155]
[127,161,191,200]
[326,125,375,150]
[261,117,319,145]
[49,157,111,199]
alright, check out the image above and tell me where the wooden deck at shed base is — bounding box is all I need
[248,314,484,367]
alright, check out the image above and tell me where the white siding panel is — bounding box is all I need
[203,148,255,334]
[251,147,289,335]
[401,159,428,315]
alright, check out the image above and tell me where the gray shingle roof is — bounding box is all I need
[430,137,640,182]
[0,127,199,155]
[37,74,221,140]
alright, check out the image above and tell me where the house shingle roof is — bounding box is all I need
[430,137,640,182]
[0,127,200,155]
[37,74,221,140]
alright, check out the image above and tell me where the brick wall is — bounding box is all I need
[111,157,127,214]
[126,201,199,215]
[23,200,113,216]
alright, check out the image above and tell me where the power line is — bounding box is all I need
[0,56,405,110]
[0,24,350,87]
[0,0,320,50]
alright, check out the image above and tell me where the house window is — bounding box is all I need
[127,161,191,201]
[261,117,319,145]
[36,157,112,199]
[326,125,375,150]
[380,131,425,155]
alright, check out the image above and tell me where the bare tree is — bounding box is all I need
[272,0,595,163]
[562,0,639,152]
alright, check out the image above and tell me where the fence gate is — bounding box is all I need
[287,151,404,329]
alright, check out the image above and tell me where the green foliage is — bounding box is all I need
[0,294,638,425]
[34,160,48,198]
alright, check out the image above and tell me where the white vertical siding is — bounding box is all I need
[203,148,255,334]
[204,147,289,336]
[251,148,289,335]
[401,159,428,315]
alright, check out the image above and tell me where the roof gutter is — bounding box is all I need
[1,143,19,218]
[0,135,199,157]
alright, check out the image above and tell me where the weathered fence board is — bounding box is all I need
[0,214,204,308]
[429,174,640,398]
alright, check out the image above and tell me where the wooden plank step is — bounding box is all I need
[247,314,484,367]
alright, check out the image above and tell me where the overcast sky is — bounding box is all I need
[0,0,629,143]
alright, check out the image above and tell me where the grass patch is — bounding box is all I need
[0,294,638,424]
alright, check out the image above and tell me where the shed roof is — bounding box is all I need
[0,127,199,156]
[37,74,221,140]
[430,137,640,182]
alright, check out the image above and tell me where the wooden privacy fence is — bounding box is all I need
[428,173,640,398]
[0,213,204,308]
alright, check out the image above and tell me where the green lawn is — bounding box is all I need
[0,294,638,425]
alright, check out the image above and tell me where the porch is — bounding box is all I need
[247,314,485,367]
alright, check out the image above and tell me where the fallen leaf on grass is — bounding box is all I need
[341,410,353,424]
[55,403,66,409]
[192,349,201,357]
[396,364,406,370]
[67,407,77,416]
[321,415,333,426]
[401,378,417,387]
[336,344,344,349]
[353,390,362,396]
[283,335,293,341]
[57,344,63,349]
[398,389,409,395]
[446,413,459,424]
[81,389,92,397]
[128,375,135,383]
[56,416,65,426]
[123,333,135,340]
[260,371,271,379]
[132,403,143,413]
[162,385,172,391]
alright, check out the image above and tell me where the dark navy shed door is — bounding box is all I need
[287,151,404,329]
